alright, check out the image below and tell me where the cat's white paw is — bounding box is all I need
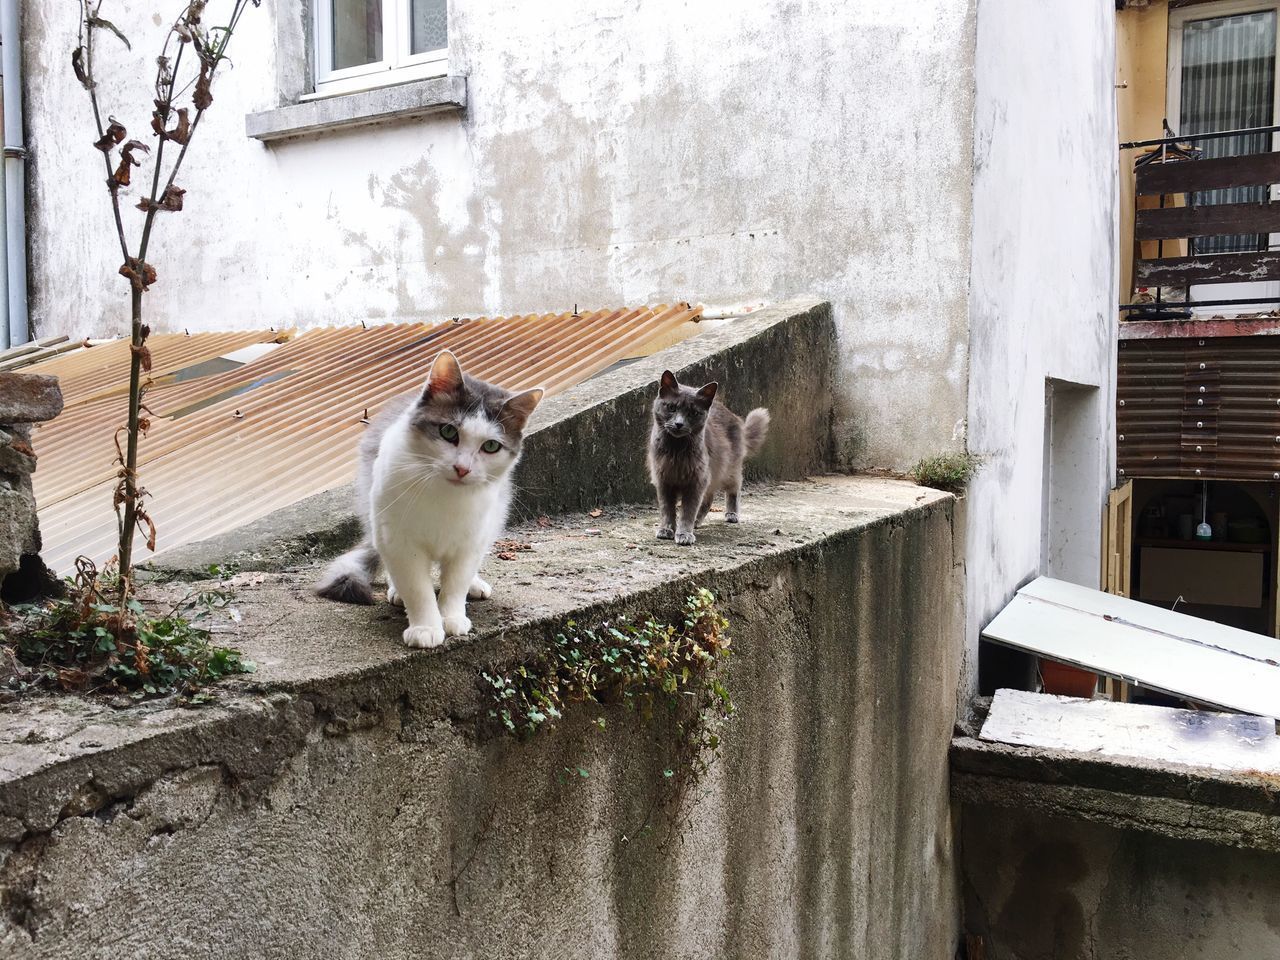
[387,584,404,607]
[468,576,492,600]
[675,531,696,546]
[402,624,445,649]
[442,613,472,637]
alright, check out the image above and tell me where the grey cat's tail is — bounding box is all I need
[315,540,379,605]
[743,408,770,457]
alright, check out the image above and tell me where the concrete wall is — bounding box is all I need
[962,0,1119,699]
[22,0,977,470]
[962,806,1280,958]
[1,483,962,959]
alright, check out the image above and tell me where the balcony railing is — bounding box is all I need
[1122,124,1280,316]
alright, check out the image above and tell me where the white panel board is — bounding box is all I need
[982,576,1280,719]
[981,688,1280,774]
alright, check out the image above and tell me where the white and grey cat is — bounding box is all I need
[315,350,543,649]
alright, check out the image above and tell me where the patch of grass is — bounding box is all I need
[0,559,254,703]
[481,588,734,781]
[910,451,983,494]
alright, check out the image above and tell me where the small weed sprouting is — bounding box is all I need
[910,451,983,494]
[481,588,734,784]
[0,559,254,703]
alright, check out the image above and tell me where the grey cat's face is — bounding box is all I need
[653,370,717,439]
[405,352,543,488]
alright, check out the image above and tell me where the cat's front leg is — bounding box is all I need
[380,543,444,648]
[656,484,678,540]
[675,483,703,546]
[438,552,482,637]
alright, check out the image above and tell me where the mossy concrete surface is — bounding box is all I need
[145,299,836,578]
[1,476,961,960]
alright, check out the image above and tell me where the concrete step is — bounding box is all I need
[1,476,960,960]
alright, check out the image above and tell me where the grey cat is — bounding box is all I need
[647,369,770,546]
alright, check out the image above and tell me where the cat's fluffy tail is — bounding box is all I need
[743,408,770,457]
[315,540,379,605]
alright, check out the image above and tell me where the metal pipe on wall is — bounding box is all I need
[0,0,28,349]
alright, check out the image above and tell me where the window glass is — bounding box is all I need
[1180,11,1277,254]
[411,0,448,55]
[332,0,383,69]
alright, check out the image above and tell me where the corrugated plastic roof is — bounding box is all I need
[28,304,702,572]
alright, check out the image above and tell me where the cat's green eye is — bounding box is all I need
[480,439,502,454]
[439,424,459,443]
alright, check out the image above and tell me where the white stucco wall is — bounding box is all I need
[962,0,1119,696]
[24,0,978,470]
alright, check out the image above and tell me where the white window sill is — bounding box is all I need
[245,75,466,143]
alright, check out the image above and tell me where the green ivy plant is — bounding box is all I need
[1,559,254,702]
[482,588,734,785]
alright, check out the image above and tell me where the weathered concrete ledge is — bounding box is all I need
[1,476,960,959]
[951,731,1280,853]
[146,299,836,577]
[245,75,467,143]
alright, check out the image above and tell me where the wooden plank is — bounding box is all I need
[0,335,69,367]
[1136,152,1280,196]
[980,689,1280,774]
[1135,250,1280,286]
[1135,201,1280,240]
[981,576,1280,719]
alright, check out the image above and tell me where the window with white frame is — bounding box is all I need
[313,0,447,96]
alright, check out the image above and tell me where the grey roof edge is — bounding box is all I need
[245,75,466,143]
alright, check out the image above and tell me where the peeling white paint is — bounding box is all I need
[962,0,1119,702]
[22,0,979,471]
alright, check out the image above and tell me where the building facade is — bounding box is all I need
[16,0,1119,699]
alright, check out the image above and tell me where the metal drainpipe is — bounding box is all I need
[0,0,28,348]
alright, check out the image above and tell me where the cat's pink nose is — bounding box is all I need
[453,464,470,479]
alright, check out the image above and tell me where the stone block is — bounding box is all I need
[0,372,64,423]
[0,426,37,475]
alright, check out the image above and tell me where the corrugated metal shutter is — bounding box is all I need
[1117,335,1280,481]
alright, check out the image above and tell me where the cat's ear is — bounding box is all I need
[695,381,718,408]
[423,350,464,399]
[500,387,544,433]
[659,370,680,398]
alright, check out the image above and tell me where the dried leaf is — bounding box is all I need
[112,157,133,186]
[72,47,91,89]
[131,343,153,373]
[94,119,126,153]
[161,185,185,210]
[112,140,149,186]
[168,108,190,145]
[497,552,517,561]
[589,508,603,518]
[136,509,158,552]
[536,516,552,528]
[88,16,131,50]
[156,55,173,91]
[193,63,213,110]
[119,258,157,292]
